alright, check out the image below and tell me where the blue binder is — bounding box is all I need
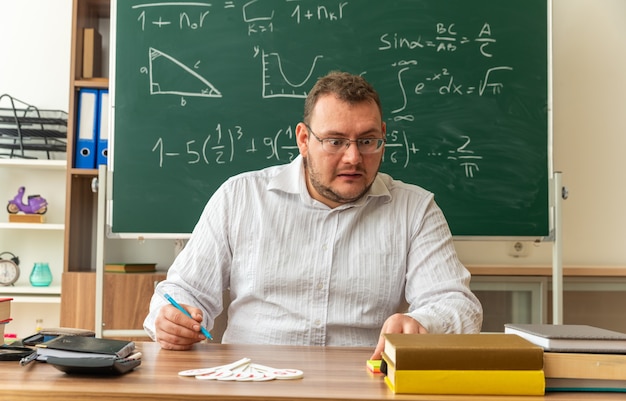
[96,89,109,166]
[74,88,99,169]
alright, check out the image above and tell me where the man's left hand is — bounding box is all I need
[370,313,428,360]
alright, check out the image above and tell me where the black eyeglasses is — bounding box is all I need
[304,124,385,154]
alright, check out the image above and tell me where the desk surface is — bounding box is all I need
[3,342,625,401]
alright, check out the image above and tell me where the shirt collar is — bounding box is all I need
[268,155,392,207]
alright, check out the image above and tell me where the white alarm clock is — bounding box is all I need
[0,252,20,286]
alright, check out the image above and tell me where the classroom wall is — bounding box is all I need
[553,0,626,266]
[0,1,72,110]
[1,0,625,268]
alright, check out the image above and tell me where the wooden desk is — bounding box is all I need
[2,342,624,401]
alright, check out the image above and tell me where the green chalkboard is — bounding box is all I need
[111,0,550,237]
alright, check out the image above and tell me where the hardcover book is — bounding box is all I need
[0,298,12,322]
[546,378,626,393]
[35,336,135,360]
[105,263,157,273]
[0,318,10,340]
[383,333,544,370]
[383,356,545,395]
[504,324,626,353]
[544,352,626,381]
[82,28,102,78]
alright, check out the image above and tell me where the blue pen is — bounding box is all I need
[163,293,213,340]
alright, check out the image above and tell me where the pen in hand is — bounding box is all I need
[163,293,213,340]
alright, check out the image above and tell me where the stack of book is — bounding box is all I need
[0,297,12,341]
[381,333,545,395]
[104,263,156,273]
[505,323,626,392]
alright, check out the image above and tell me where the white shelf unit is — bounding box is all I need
[0,158,65,338]
[0,285,61,303]
[0,159,65,169]
[0,222,64,230]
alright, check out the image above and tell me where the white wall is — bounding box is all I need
[0,0,72,110]
[1,0,626,268]
[553,0,626,266]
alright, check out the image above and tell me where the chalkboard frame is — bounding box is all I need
[107,0,553,240]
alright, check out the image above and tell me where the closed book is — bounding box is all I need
[546,378,626,392]
[105,263,157,273]
[36,336,135,360]
[82,28,102,78]
[505,324,626,353]
[0,318,10,340]
[544,352,626,380]
[383,333,543,370]
[0,298,12,321]
[383,357,545,395]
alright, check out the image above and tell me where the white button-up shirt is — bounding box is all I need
[144,156,482,346]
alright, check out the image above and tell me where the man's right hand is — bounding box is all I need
[154,303,208,350]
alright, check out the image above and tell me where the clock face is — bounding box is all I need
[0,260,19,286]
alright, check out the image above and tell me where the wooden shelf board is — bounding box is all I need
[69,167,98,176]
[468,265,626,277]
[75,78,109,89]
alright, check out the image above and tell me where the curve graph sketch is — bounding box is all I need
[261,50,324,99]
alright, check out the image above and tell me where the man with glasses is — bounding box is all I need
[144,71,483,359]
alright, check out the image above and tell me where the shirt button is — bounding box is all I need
[316,283,323,290]
[321,244,328,251]
[314,319,321,326]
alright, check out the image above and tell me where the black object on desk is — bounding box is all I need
[0,345,34,361]
[45,356,141,375]
[22,327,96,346]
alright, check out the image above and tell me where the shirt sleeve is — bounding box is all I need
[403,198,483,334]
[143,183,232,339]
